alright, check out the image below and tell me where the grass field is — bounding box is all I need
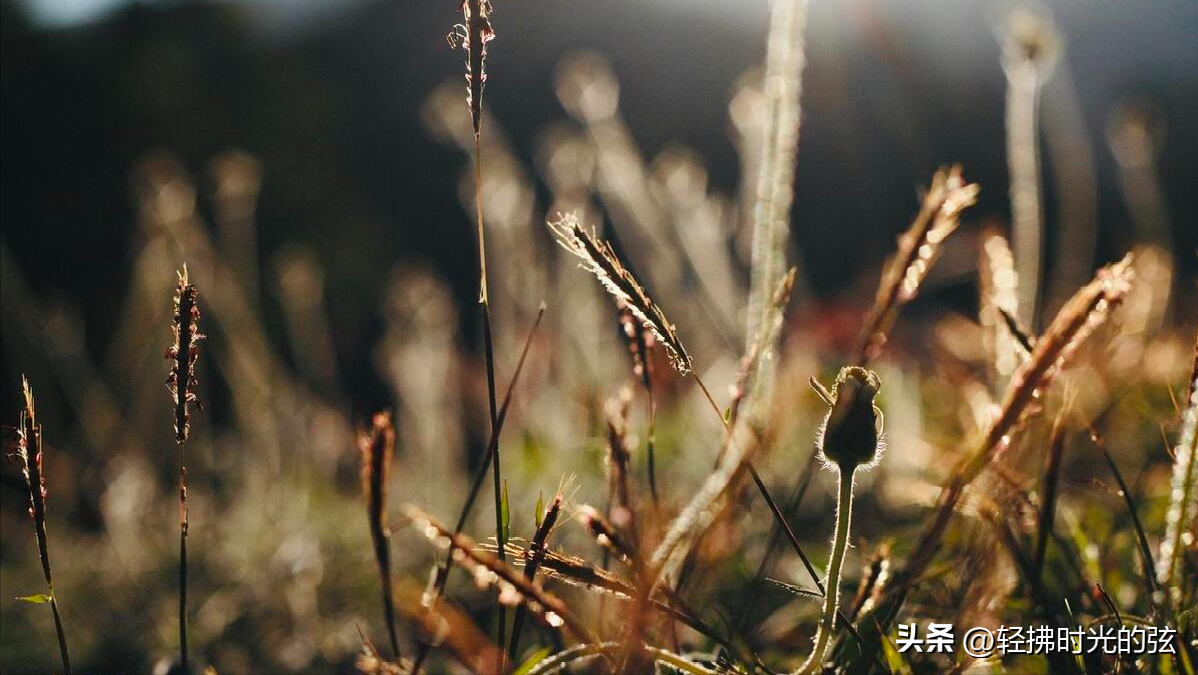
[1,0,1195,673]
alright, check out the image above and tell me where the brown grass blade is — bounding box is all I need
[359,412,401,660]
[405,506,598,645]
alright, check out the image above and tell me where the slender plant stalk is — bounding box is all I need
[791,367,882,675]
[359,412,401,660]
[1002,7,1059,332]
[16,379,72,675]
[410,306,543,674]
[509,492,563,660]
[619,306,658,504]
[167,265,203,672]
[452,0,507,661]
[1157,331,1198,603]
[1092,428,1159,597]
[1034,412,1067,580]
[793,466,856,675]
[746,0,808,408]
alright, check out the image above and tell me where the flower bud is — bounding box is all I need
[819,366,883,469]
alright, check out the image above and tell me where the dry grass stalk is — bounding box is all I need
[404,506,598,645]
[412,306,544,673]
[508,492,564,660]
[450,0,506,661]
[1156,329,1198,602]
[1002,6,1059,331]
[166,264,203,672]
[578,506,637,567]
[14,379,72,675]
[1033,412,1067,579]
[494,541,635,598]
[361,581,499,675]
[855,166,980,365]
[746,0,808,407]
[649,269,797,587]
[979,229,1023,387]
[838,254,1134,668]
[359,412,401,661]
[603,390,640,546]
[619,305,659,503]
[548,213,692,374]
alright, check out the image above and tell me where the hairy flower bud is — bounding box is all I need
[818,366,883,469]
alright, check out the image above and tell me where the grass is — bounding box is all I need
[2,2,1196,674]
[167,264,203,673]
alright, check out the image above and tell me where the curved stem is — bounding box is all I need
[793,465,855,675]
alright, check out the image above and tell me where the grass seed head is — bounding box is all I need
[548,213,692,374]
[167,265,204,444]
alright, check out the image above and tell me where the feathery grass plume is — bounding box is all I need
[855,166,980,365]
[509,491,563,661]
[549,213,692,374]
[167,264,203,672]
[13,379,72,675]
[359,412,401,661]
[404,506,598,645]
[448,0,494,138]
[1157,329,1198,603]
[1002,5,1060,332]
[979,229,1023,388]
[745,0,808,406]
[833,254,1134,670]
[791,367,883,675]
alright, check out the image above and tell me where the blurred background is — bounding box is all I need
[1,0,1196,672]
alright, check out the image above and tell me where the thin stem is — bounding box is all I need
[793,465,855,675]
[694,374,724,425]
[646,386,658,505]
[178,442,189,673]
[410,306,543,675]
[476,128,508,667]
[47,591,71,675]
[1007,62,1045,332]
